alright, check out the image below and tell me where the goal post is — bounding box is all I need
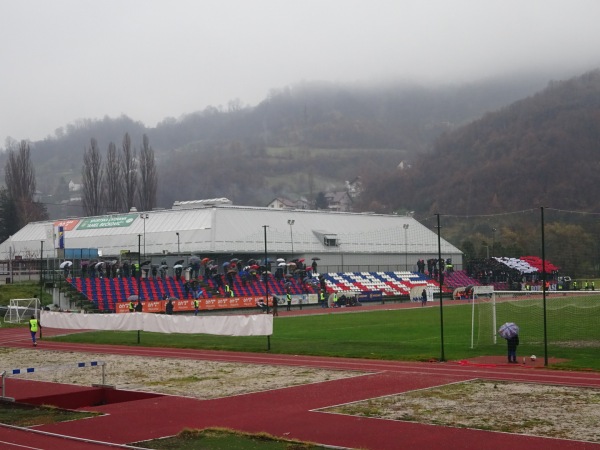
[471,290,600,353]
[464,286,496,349]
[3,298,40,324]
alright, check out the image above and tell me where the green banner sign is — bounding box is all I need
[77,214,138,230]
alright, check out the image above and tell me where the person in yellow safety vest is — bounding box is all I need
[573,280,578,291]
[585,281,590,290]
[286,293,292,311]
[333,293,338,308]
[129,300,135,312]
[320,291,327,308]
[592,281,596,291]
[225,284,234,297]
[29,315,41,347]
[193,299,199,316]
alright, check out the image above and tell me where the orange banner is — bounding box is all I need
[115,295,271,314]
[53,219,80,231]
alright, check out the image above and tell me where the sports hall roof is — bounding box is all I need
[0,204,462,260]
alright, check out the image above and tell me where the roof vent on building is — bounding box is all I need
[313,230,339,247]
[172,198,233,210]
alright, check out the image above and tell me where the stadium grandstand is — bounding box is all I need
[0,199,469,311]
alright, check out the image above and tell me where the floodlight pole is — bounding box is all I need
[541,207,548,367]
[176,232,180,257]
[287,219,295,258]
[140,213,149,259]
[263,225,269,315]
[137,234,142,301]
[39,241,44,304]
[39,241,44,338]
[403,224,409,271]
[436,214,446,362]
[263,225,271,351]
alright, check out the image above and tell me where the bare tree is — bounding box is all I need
[138,134,158,212]
[0,186,20,241]
[4,140,47,227]
[104,142,124,212]
[82,138,104,216]
[121,133,138,211]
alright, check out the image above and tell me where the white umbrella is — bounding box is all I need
[173,264,183,269]
[498,322,519,339]
[59,261,72,269]
[278,262,287,267]
[277,258,285,263]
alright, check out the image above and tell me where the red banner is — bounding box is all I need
[115,295,271,314]
[53,219,80,231]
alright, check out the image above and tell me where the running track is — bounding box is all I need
[1,303,600,450]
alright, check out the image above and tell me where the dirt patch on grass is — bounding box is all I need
[325,379,600,442]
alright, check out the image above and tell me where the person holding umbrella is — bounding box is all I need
[499,322,520,364]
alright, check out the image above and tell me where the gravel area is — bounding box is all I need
[0,348,360,399]
[325,379,600,443]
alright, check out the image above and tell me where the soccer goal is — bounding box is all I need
[3,298,40,324]
[472,289,600,351]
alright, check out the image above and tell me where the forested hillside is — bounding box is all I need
[358,70,600,214]
[0,74,548,218]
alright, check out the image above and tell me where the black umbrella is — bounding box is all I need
[141,260,151,267]
[312,257,321,261]
[174,259,185,266]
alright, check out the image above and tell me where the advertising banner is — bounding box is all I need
[77,214,138,230]
[115,295,271,314]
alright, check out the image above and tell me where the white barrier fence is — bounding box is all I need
[40,310,273,336]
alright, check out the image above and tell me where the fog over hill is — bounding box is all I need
[358,70,600,215]
[0,72,561,219]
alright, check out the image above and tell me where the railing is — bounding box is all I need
[1,360,107,402]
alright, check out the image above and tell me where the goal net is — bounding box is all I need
[472,290,600,354]
[3,298,40,324]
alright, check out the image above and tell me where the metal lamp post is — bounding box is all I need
[176,232,180,257]
[137,234,142,300]
[492,227,497,257]
[403,224,409,271]
[140,213,149,259]
[263,225,269,314]
[287,219,295,258]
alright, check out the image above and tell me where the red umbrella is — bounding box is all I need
[201,257,210,264]
[250,264,260,270]
[298,258,305,263]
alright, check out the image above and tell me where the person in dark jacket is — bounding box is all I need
[507,334,519,363]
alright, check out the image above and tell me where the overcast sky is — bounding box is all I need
[1,0,599,142]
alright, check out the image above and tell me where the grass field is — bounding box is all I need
[48,295,600,371]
